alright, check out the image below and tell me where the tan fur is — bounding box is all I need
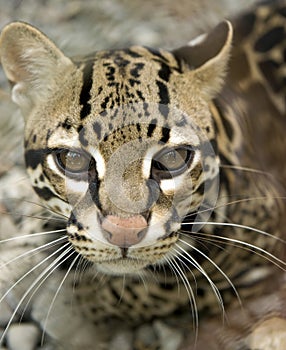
[0,1,285,349]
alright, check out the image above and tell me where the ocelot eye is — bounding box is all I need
[152,147,193,179]
[55,149,91,175]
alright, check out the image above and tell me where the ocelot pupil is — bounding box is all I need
[160,149,188,170]
[151,147,193,180]
[57,150,90,173]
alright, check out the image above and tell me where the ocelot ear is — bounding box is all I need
[173,21,233,99]
[0,21,73,119]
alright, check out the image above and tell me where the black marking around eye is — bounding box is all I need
[88,167,102,210]
[254,26,285,53]
[25,149,48,169]
[33,186,62,201]
[80,61,94,120]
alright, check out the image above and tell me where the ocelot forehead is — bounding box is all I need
[75,46,182,122]
[24,45,215,154]
[77,103,201,161]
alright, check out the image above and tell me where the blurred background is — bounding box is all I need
[0,0,258,55]
[0,0,258,166]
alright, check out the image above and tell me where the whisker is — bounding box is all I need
[163,256,181,296]
[41,251,79,346]
[0,229,66,245]
[21,199,69,220]
[182,220,286,244]
[0,242,70,306]
[173,245,225,314]
[0,235,67,270]
[0,242,72,345]
[165,255,198,340]
[19,246,75,322]
[187,196,286,224]
[177,238,241,307]
[0,208,66,223]
[137,270,149,293]
[219,164,273,176]
[181,230,286,270]
[72,256,88,290]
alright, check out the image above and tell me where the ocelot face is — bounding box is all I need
[0,21,232,275]
[25,100,220,275]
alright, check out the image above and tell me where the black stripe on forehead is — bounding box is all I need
[160,127,171,143]
[80,60,94,120]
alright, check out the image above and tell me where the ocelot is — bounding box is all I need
[0,0,285,349]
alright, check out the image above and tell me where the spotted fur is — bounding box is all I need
[0,1,286,349]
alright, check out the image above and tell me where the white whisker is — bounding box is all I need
[177,238,241,308]
[165,255,198,340]
[182,220,286,244]
[21,200,69,220]
[0,235,67,270]
[173,245,224,314]
[0,242,72,345]
[19,247,76,322]
[183,230,286,270]
[189,196,286,224]
[164,256,181,296]
[219,164,273,176]
[0,208,66,223]
[0,229,66,245]
[41,252,79,345]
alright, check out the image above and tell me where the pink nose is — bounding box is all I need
[101,215,148,248]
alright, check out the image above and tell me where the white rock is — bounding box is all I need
[7,323,40,350]
[154,320,184,350]
[109,329,133,350]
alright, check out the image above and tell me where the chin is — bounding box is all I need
[95,258,149,276]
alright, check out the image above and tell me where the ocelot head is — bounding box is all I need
[0,21,232,275]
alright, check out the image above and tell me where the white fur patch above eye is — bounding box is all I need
[142,146,162,179]
[169,127,200,148]
[89,148,106,179]
[47,154,62,175]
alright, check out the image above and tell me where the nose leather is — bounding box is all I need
[101,215,148,248]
